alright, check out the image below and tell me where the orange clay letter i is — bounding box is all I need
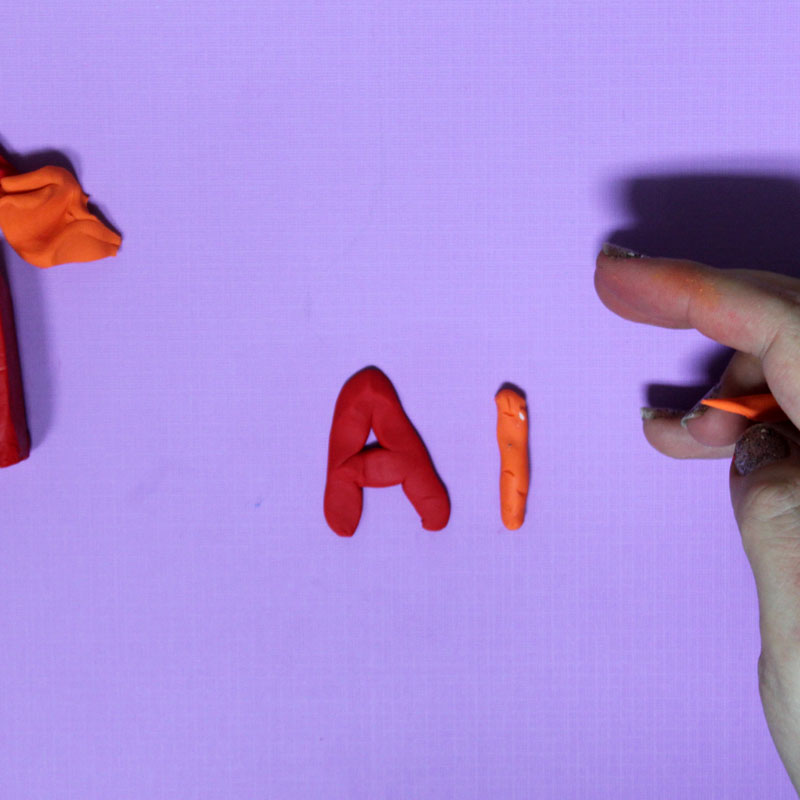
[495,386,529,530]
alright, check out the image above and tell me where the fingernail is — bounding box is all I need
[734,425,791,476]
[680,381,722,428]
[641,407,684,420]
[602,241,647,258]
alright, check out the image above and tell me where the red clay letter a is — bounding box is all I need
[324,367,450,536]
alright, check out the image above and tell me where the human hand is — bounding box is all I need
[595,243,800,794]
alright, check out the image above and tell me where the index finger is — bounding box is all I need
[594,250,800,427]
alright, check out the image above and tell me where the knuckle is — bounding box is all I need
[758,645,800,698]
[738,477,800,568]
[739,477,800,526]
[760,307,800,366]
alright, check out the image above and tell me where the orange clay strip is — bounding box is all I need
[496,388,529,530]
[699,393,788,423]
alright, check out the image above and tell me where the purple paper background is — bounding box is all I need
[0,1,797,797]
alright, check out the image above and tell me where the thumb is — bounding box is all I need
[730,422,800,660]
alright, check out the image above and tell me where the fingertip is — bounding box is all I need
[640,414,688,457]
[683,408,750,448]
[641,413,738,460]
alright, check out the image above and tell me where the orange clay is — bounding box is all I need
[496,388,529,530]
[0,166,120,268]
[700,393,788,423]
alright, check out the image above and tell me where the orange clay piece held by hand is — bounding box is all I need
[700,393,789,423]
[0,165,120,268]
[496,388,529,530]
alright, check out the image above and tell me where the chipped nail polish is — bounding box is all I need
[680,382,722,428]
[641,407,684,420]
[734,425,791,476]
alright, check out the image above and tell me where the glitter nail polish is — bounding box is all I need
[641,407,684,420]
[602,242,646,258]
[734,425,791,476]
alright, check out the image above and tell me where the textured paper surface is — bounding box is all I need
[0,1,796,797]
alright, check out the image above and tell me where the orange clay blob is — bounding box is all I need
[700,393,788,423]
[0,165,120,267]
[496,388,529,530]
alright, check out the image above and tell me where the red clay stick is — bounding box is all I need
[0,149,120,469]
[0,154,16,179]
[0,263,29,466]
[0,154,28,464]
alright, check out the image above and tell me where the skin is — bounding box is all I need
[595,249,800,792]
